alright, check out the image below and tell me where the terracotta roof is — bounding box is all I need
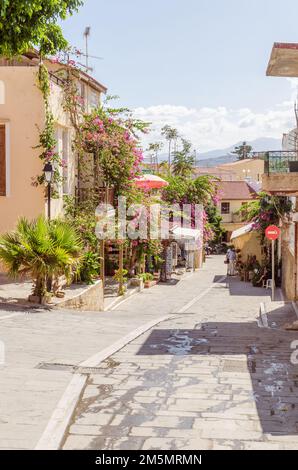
[217,181,257,200]
[193,167,237,180]
[2,51,107,93]
[218,159,260,167]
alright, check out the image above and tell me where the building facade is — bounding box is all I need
[217,181,258,242]
[262,42,298,300]
[0,53,107,234]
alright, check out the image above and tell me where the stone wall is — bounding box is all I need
[55,280,104,312]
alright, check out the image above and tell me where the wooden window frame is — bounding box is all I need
[0,122,10,197]
[221,202,230,215]
[0,123,6,196]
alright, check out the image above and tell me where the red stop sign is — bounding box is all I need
[265,225,280,241]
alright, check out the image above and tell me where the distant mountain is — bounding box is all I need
[195,137,281,167]
[196,154,237,167]
[143,137,282,167]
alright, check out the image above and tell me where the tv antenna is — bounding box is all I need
[84,26,91,69]
[79,27,103,73]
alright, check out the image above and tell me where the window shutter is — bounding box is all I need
[0,125,6,196]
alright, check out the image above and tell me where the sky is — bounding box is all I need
[61,0,298,152]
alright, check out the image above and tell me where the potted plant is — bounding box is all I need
[139,272,155,288]
[113,268,128,295]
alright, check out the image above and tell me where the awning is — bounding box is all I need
[171,226,202,240]
[267,43,298,77]
[134,174,169,189]
[231,223,254,240]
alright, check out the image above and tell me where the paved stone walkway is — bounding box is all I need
[63,256,298,450]
[0,256,234,449]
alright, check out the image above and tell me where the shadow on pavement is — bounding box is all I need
[137,321,298,436]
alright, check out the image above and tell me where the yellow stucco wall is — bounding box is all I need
[232,232,263,263]
[0,67,45,233]
[220,199,247,223]
[0,66,80,234]
[219,159,264,182]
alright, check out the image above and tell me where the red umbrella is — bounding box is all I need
[134,174,169,190]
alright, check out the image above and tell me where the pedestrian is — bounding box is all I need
[226,247,236,276]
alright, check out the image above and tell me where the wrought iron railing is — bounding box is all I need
[249,151,298,174]
[49,71,66,87]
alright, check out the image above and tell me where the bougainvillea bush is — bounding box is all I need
[238,192,292,240]
[78,104,149,196]
[162,174,222,241]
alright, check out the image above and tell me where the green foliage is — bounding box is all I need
[232,141,252,160]
[163,174,216,205]
[0,216,82,300]
[79,104,149,196]
[33,64,63,193]
[238,191,292,245]
[138,272,154,282]
[0,0,83,56]
[113,268,128,294]
[205,202,225,244]
[77,251,100,284]
[147,142,163,167]
[161,125,179,142]
[173,139,195,177]
[161,125,179,166]
[38,62,50,97]
[64,196,98,251]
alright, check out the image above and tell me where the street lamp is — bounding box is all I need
[43,162,53,220]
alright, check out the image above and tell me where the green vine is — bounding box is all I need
[32,63,63,196]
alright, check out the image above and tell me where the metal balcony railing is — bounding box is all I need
[249,151,298,175]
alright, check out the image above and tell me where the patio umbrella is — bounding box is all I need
[134,174,169,189]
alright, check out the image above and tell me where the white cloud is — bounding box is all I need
[134,82,297,152]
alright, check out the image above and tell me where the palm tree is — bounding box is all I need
[173,138,195,177]
[0,216,82,302]
[161,125,179,171]
[147,142,163,171]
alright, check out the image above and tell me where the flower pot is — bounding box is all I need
[129,277,141,287]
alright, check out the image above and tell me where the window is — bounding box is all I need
[0,80,4,104]
[221,202,230,214]
[89,90,100,109]
[0,124,6,196]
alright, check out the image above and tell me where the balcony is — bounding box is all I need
[250,151,298,195]
[221,212,244,224]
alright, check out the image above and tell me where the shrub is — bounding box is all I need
[76,251,100,284]
[0,216,82,302]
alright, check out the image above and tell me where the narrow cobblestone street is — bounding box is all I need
[62,256,298,450]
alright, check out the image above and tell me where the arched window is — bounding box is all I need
[0,81,5,104]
